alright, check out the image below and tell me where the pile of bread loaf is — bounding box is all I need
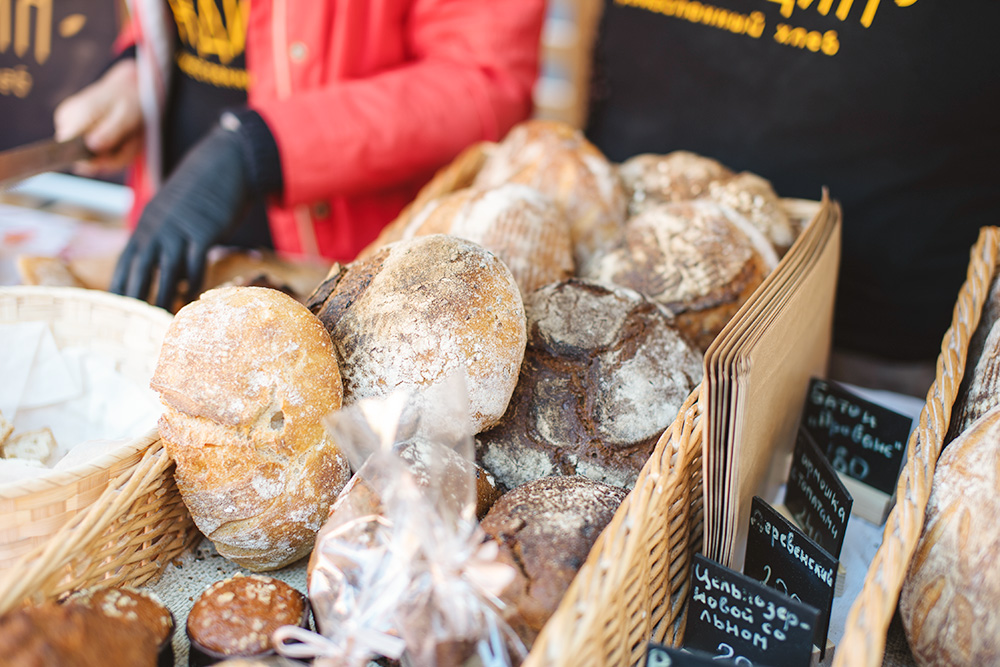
[148,120,801,659]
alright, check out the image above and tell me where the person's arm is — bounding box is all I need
[253,0,545,208]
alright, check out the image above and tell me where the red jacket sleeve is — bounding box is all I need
[251,0,545,207]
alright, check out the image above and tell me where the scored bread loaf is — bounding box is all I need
[306,234,527,433]
[472,119,628,272]
[582,199,779,351]
[618,151,734,210]
[400,183,575,295]
[899,405,1000,666]
[476,279,702,491]
[480,475,628,648]
[151,286,351,571]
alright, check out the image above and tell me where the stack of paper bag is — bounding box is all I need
[702,192,842,569]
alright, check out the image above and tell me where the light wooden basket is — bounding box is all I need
[830,226,1000,667]
[0,286,200,614]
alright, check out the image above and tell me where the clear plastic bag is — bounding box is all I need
[275,375,524,667]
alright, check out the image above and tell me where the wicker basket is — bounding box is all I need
[830,226,1000,667]
[0,286,199,613]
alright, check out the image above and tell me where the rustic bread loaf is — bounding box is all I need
[151,286,351,571]
[948,274,1000,441]
[306,234,527,433]
[401,183,575,295]
[707,172,797,255]
[618,151,734,210]
[476,279,702,491]
[582,199,779,351]
[66,586,175,666]
[480,475,628,647]
[899,405,1000,666]
[471,119,628,272]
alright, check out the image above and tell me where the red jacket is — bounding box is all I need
[124,0,544,262]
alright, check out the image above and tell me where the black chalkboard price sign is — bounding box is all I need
[801,378,912,495]
[784,427,853,558]
[744,496,839,656]
[646,643,731,666]
[684,554,820,667]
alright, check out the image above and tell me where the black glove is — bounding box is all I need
[111,111,281,310]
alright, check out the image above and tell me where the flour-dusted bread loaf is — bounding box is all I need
[618,151,734,210]
[481,475,628,648]
[306,234,527,433]
[582,199,779,351]
[151,286,351,571]
[476,279,702,491]
[707,172,797,255]
[899,405,1000,666]
[401,183,575,295]
[472,120,628,272]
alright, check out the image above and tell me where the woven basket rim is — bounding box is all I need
[0,426,160,500]
[0,286,171,501]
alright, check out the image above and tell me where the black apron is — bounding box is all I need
[587,0,1000,360]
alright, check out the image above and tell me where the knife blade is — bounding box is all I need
[0,135,93,190]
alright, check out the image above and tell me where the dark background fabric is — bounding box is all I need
[587,0,1000,360]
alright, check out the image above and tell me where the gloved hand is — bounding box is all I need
[110,120,251,310]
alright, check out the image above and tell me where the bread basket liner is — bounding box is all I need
[0,286,199,613]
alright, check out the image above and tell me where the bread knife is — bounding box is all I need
[0,135,93,191]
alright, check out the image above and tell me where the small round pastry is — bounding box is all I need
[306,234,527,433]
[582,199,779,351]
[151,286,351,571]
[618,150,734,211]
[481,475,628,648]
[0,599,162,667]
[476,279,702,491]
[401,183,575,295]
[472,119,628,272]
[899,406,1000,667]
[66,586,175,667]
[186,574,310,667]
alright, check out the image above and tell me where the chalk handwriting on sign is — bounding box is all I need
[802,378,912,495]
[744,497,839,656]
[684,554,820,667]
[784,427,853,558]
[646,642,736,666]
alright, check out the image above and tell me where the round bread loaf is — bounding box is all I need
[306,234,527,433]
[480,475,628,647]
[707,172,796,255]
[582,199,779,351]
[476,279,702,491]
[899,405,1000,666]
[618,151,734,210]
[401,183,575,295]
[151,286,351,571]
[472,119,628,272]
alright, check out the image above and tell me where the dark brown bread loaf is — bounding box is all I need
[306,234,527,434]
[151,286,351,571]
[480,475,628,648]
[66,587,174,664]
[476,279,702,492]
[899,406,1000,666]
[582,200,778,351]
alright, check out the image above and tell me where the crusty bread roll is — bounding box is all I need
[401,183,575,295]
[618,151,734,209]
[306,234,527,433]
[472,120,628,272]
[582,199,779,351]
[476,279,702,491]
[151,286,351,571]
[899,405,1000,666]
[481,475,627,648]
